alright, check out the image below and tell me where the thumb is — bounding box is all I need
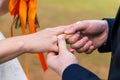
[47,52,56,67]
[65,21,85,34]
[47,52,56,63]
[57,34,68,53]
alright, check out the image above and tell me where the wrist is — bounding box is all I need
[21,34,34,53]
[102,18,115,43]
[13,36,27,54]
[95,20,108,48]
[60,64,75,76]
[60,61,78,76]
[98,18,115,52]
[102,20,109,43]
[21,33,43,53]
[3,36,26,55]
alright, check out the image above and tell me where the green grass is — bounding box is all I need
[37,0,119,30]
[0,0,119,80]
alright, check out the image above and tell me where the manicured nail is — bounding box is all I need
[69,48,75,53]
[75,21,81,25]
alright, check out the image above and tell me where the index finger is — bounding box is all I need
[52,26,67,35]
[65,21,86,34]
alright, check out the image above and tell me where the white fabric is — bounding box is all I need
[0,32,27,80]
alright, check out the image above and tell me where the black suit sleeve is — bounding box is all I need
[62,64,100,80]
[98,18,115,52]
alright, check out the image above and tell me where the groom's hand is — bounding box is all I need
[64,20,108,54]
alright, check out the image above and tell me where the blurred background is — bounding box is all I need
[0,0,119,80]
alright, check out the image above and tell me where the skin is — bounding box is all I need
[0,0,67,63]
[0,2,108,75]
[64,20,108,54]
[47,34,78,76]
[46,20,109,77]
[0,27,66,63]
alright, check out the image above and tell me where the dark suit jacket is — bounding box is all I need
[62,7,120,80]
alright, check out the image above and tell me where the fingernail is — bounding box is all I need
[69,48,75,53]
[75,21,81,25]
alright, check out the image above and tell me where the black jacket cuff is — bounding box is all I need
[98,18,115,53]
[62,64,100,80]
